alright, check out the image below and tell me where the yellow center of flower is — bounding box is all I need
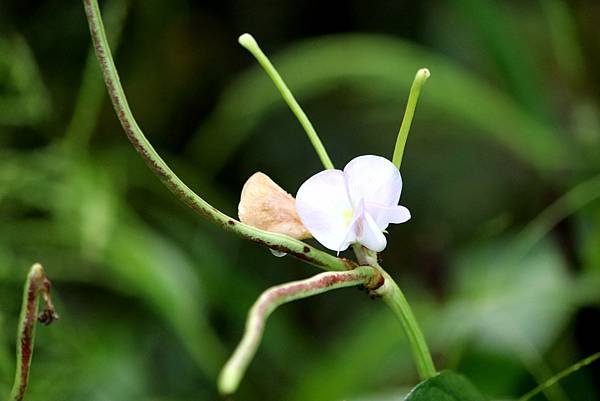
[342,208,354,224]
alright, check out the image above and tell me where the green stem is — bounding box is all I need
[519,352,600,401]
[64,0,130,152]
[9,263,59,401]
[517,172,600,254]
[218,266,378,395]
[353,245,436,380]
[392,68,430,169]
[238,33,334,170]
[540,0,585,89]
[82,0,354,272]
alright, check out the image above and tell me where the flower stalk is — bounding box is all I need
[392,68,430,169]
[238,33,334,170]
[9,263,59,401]
[353,245,436,380]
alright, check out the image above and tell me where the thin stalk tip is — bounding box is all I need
[238,33,257,49]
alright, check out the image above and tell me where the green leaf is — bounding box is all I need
[404,371,486,401]
[0,35,51,126]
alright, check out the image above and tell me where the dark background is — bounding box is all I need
[1,1,600,400]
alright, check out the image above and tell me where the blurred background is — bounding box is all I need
[1,0,600,400]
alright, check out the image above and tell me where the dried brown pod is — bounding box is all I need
[238,172,311,239]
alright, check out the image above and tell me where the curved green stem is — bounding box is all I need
[218,266,378,395]
[519,352,600,401]
[64,0,130,152]
[82,0,353,272]
[517,172,600,254]
[238,33,334,170]
[9,263,59,401]
[392,68,430,169]
[353,245,436,380]
[378,271,436,379]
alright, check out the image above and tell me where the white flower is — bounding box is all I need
[296,155,411,253]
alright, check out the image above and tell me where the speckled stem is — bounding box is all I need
[8,263,59,401]
[218,266,379,395]
[82,0,355,272]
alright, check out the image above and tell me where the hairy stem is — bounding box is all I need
[353,245,436,380]
[238,33,335,170]
[9,263,59,401]
[82,0,353,271]
[392,68,430,169]
[218,266,379,395]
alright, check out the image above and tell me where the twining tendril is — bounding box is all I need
[218,266,379,395]
[8,263,59,401]
[82,0,353,272]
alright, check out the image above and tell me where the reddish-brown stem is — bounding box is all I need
[9,264,59,401]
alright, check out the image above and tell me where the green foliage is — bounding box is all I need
[0,35,50,126]
[404,371,486,401]
[2,0,600,400]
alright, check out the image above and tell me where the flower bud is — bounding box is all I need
[238,172,311,239]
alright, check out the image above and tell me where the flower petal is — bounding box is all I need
[365,202,411,230]
[296,169,354,251]
[336,198,366,253]
[358,211,387,252]
[238,172,311,239]
[343,155,402,208]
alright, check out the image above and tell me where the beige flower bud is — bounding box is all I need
[238,172,311,239]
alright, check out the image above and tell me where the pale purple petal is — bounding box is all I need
[296,169,354,251]
[343,155,402,208]
[358,211,387,252]
[365,202,411,230]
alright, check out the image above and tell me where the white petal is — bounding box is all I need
[343,155,402,208]
[358,211,387,252]
[365,202,411,230]
[336,198,365,253]
[296,169,354,251]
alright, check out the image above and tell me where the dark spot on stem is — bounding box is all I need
[227,220,235,226]
[303,246,310,253]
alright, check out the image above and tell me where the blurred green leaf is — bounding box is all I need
[438,238,573,354]
[286,307,414,401]
[540,0,586,88]
[63,158,228,378]
[457,0,549,121]
[404,370,486,401]
[0,312,11,396]
[0,35,51,126]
